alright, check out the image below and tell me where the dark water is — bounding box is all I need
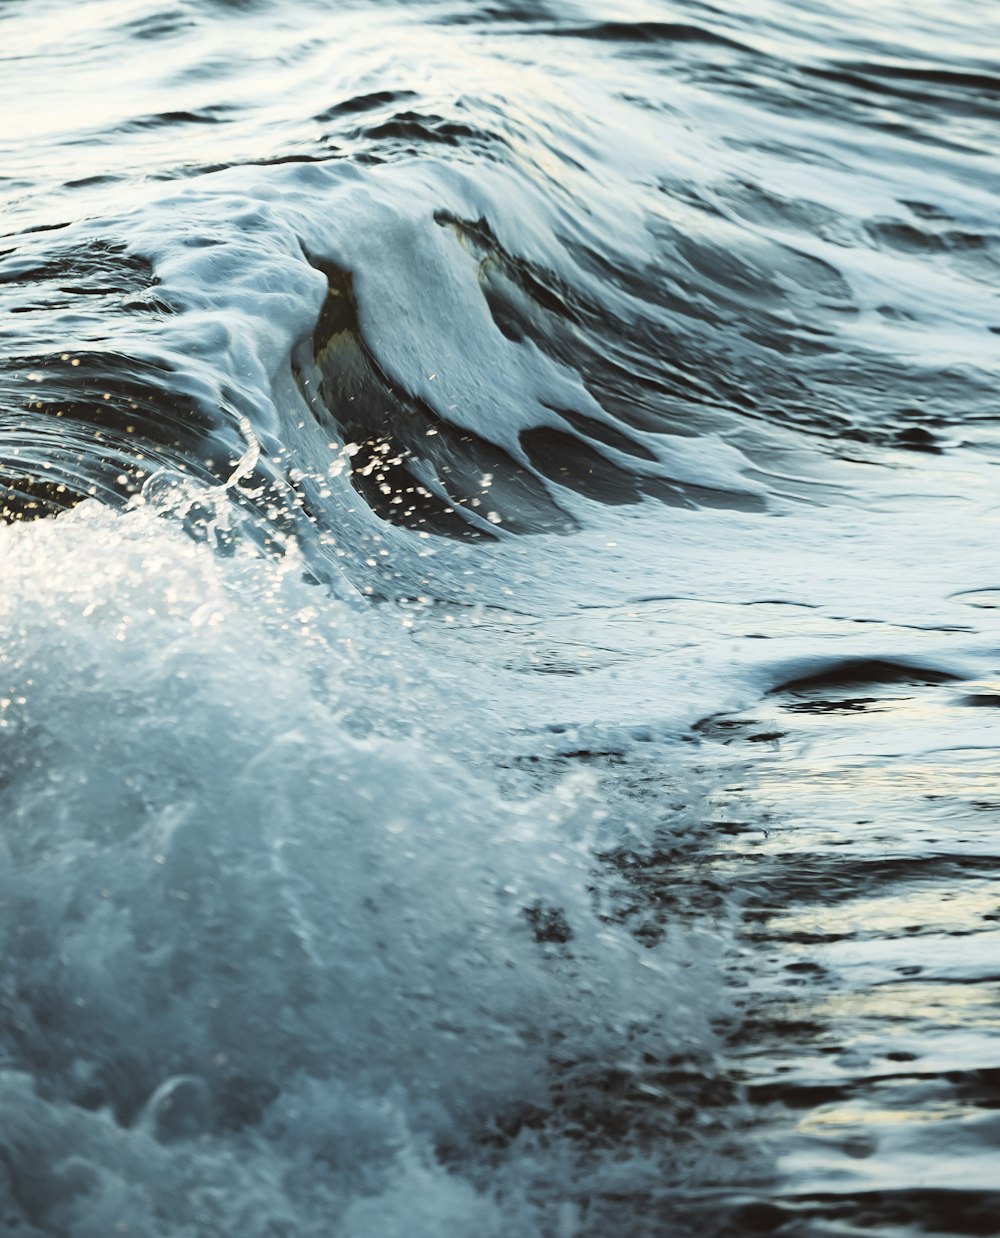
[1,0,999,1234]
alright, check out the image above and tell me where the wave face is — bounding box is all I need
[2,0,1000,1233]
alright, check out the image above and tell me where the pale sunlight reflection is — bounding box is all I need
[766,881,1000,939]
[814,981,1000,1029]
[800,1102,973,1132]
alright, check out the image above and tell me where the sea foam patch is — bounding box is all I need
[0,499,722,1234]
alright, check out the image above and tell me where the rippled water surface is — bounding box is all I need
[2,0,999,1234]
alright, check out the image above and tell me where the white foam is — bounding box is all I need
[0,501,723,1232]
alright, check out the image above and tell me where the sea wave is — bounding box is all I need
[2,0,1000,1232]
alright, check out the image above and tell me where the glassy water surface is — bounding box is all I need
[1,0,999,1233]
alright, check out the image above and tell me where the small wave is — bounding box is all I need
[545,20,751,53]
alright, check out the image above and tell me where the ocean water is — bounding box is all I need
[1,0,999,1233]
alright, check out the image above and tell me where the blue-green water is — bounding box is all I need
[1,1,999,1233]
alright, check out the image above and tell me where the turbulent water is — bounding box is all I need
[2,0,999,1233]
